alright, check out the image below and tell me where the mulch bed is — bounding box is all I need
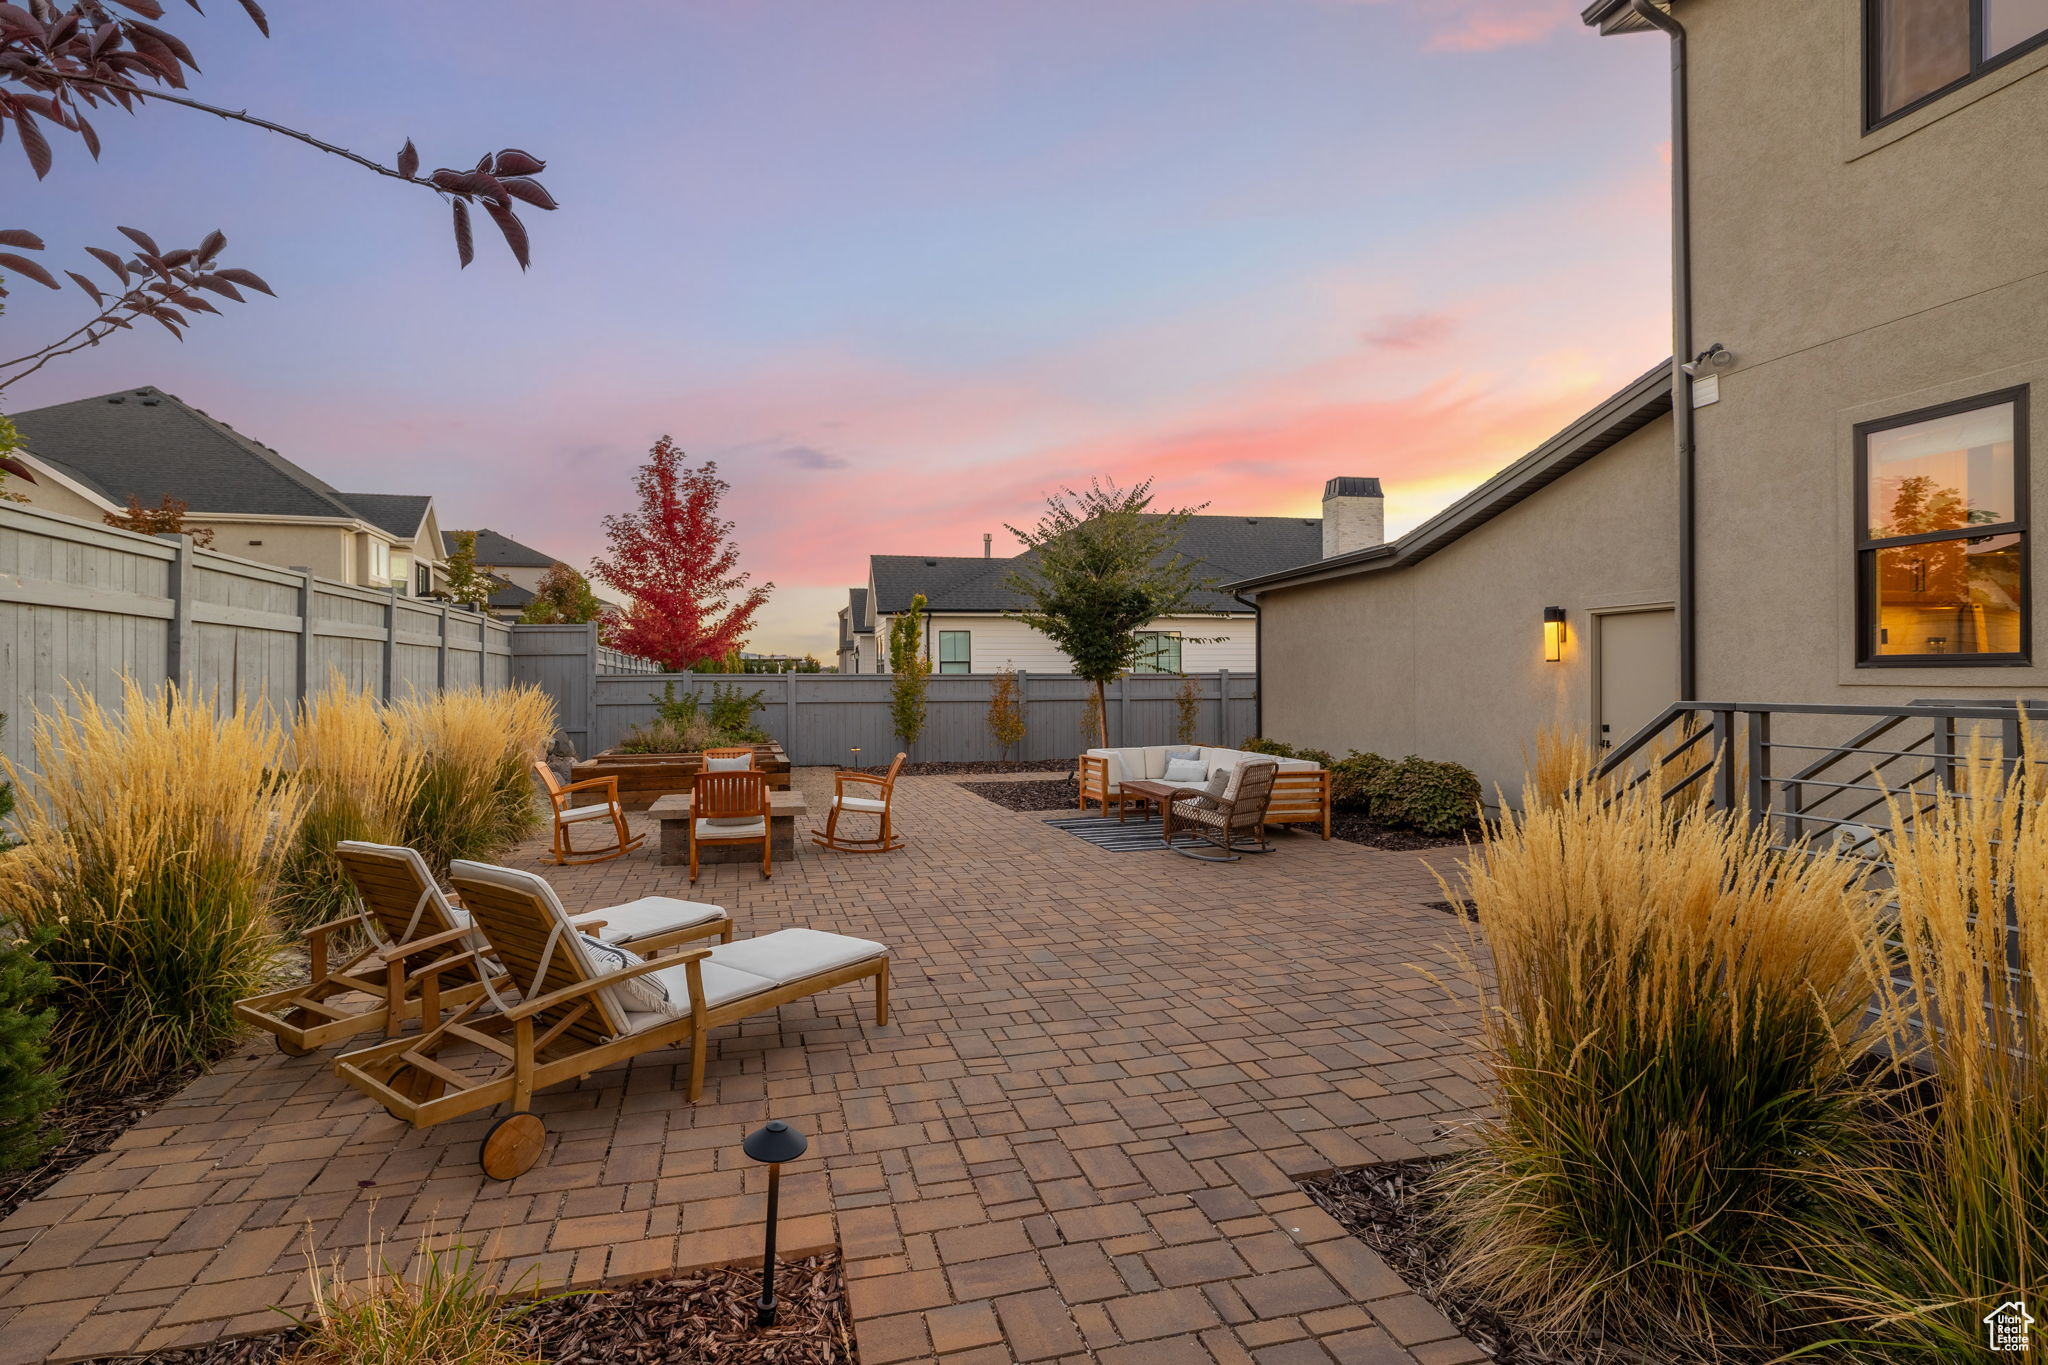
[853,758,1070,777]
[1301,1159,1608,1365]
[85,1254,855,1365]
[1424,898,1479,921]
[0,1064,203,1225]
[961,776,1085,811]
[1327,811,1471,852]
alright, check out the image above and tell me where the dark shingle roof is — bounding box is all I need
[339,492,432,540]
[445,527,559,568]
[11,385,367,519]
[486,574,535,611]
[847,587,871,633]
[868,515,1325,616]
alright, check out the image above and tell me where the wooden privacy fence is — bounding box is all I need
[570,662,1259,767]
[0,502,513,775]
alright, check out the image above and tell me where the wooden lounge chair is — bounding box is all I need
[1164,759,1280,862]
[235,842,733,1057]
[333,861,888,1179]
[534,761,644,865]
[689,769,772,883]
[813,751,905,854]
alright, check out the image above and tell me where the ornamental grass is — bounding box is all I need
[1435,771,1881,1359]
[394,685,555,876]
[291,1234,545,1365]
[276,679,424,931]
[0,681,305,1084]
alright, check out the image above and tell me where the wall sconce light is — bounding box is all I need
[1680,342,1735,377]
[743,1119,809,1327]
[1543,606,1567,662]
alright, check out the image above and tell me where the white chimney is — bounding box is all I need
[1321,477,1384,558]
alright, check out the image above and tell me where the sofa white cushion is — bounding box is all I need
[707,927,888,986]
[629,959,778,1028]
[696,818,767,839]
[581,895,726,944]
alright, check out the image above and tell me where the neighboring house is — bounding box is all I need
[1232,0,2048,795]
[8,385,449,594]
[854,501,1345,675]
[443,527,623,622]
[836,587,872,673]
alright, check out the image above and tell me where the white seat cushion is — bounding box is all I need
[696,818,766,840]
[582,895,727,944]
[627,960,779,1029]
[706,927,887,987]
[833,794,888,814]
[559,802,616,823]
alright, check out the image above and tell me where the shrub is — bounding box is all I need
[1795,744,2048,1356]
[1326,750,1388,813]
[277,680,423,931]
[651,680,702,728]
[396,686,556,876]
[1173,676,1200,746]
[0,921,57,1175]
[1,681,307,1084]
[614,715,717,755]
[1436,775,1880,1355]
[986,669,1026,754]
[1365,755,1480,835]
[1240,736,1296,758]
[291,1235,548,1365]
[704,681,768,742]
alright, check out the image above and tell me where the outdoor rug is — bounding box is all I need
[1041,815,1205,853]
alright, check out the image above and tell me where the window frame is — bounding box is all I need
[1854,385,2031,667]
[1131,631,1184,674]
[936,630,972,675]
[1864,0,2048,130]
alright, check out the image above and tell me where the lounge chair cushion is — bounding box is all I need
[706,927,887,987]
[559,803,617,823]
[833,794,888,814]
[704,754,754,772]
[627,960,776,1029]
[584,896,726,944]
[696,818,767,839]
[578,936,672,1014]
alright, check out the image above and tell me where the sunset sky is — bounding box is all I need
[1,0,1674,657]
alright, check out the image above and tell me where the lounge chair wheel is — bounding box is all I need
[275,1008,316,1056]
[480,1112,546,1181]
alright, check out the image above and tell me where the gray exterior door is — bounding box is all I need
[1597,608,1678,751]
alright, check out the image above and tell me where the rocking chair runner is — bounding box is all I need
[534,761,644,865]
[333,861,888,1179]
[235,842,735,1056]
[1164,759,1280,862]
[813,751,906,853]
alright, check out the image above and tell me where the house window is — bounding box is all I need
[1857,389,2029,664]
[1132,631,1183,673]
[937,631,972,674]
[367,538,390,581]
[1867,0,2048,126]
[390,551,412,596]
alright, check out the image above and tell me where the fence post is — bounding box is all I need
[786,667,799,762]
[295,568,315,702]
[437,602,452,688]
[1016,670,1030,761]
[1216,669,1230,745]
[164,533,194,690]
[584,623,600,751]
[1711,709,1737,811]
[381,586,399,700]
[1117,673,1130,746]
[1743,709,1769,831]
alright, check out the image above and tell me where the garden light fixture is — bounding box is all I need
[742,1119,809,1327]
[1544,606,1567,662]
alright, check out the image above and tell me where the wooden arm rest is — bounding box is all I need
[503,948,708,1021]
[302,911,370,942]
[570,918,608,933]
[408,948,483,985]
[373,923,474,963]
[835,770,887,787]
[555,775,620,797]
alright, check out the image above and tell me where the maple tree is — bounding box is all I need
[591,439,772,672]
[0,0,556,392]
[102,492,212,545]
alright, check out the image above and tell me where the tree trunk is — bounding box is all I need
[1095,678,1108,748]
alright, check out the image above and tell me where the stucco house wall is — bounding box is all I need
[1259,416,1677,794]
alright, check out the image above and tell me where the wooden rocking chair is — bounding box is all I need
[333,860,888,1179]
[813,751,906,854]
[534,761,644,865]
[236,842,732,1056]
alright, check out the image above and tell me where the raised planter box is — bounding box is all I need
[571,740,791,811]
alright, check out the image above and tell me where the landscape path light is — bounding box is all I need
[742,1118,809,1327]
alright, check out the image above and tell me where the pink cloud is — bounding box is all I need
[1349,0,1574,53]
[1362,311,1459,352]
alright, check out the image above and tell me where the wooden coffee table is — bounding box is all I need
[651,789,808,866]
[1117,779,1182,825]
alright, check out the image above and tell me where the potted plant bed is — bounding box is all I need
[572,739,791,811]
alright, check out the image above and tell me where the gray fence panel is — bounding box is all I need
[511,624,602,755]
[0,503,512,778]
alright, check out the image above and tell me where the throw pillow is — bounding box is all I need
[1162,757,1208,784]
[704,754,754,772]
[578,935,673,1016]
[1165,745,1202,763]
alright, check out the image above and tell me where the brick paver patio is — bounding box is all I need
[0,770,1491,1365]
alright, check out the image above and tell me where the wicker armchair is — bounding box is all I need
[1164,759,1279,862]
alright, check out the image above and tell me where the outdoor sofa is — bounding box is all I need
[1079,744,1330,837]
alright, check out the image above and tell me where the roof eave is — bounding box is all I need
[1581,0,1666,34]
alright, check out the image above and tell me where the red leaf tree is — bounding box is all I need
[592,438,772,671]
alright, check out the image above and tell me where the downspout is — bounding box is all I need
[1234,591,1261,740]
[1631,0,1697,699]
